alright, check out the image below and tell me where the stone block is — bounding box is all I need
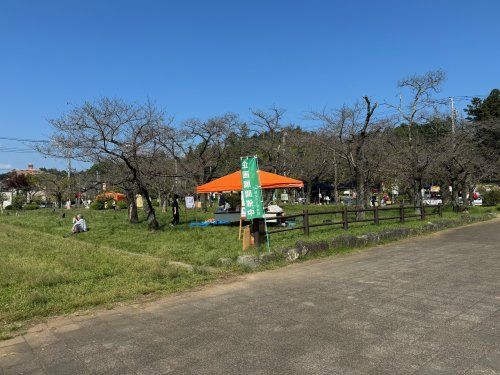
[281,248,300,262]
[435,219,455,229]
[365,232,381,243]
[390,227,411,238]
[355,235,369,246]
[331,234,359,248]
[216,257,232,266]
[259,252,278,263]
[236,255,259,269]
[425,222,438,231]
[295,240,329,256]
[461,211,472,222]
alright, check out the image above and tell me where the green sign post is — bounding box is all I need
[240,156,265,220]
[240,156,269,252]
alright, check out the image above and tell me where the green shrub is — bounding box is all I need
[4,205,13,210]
[11,195,26,210]
[151,200,159,207]
[24,203,39,210]
[482,188,500,206]
[30,197,43,205]
[105,200,116,209]
[116,200,128,209]
[97,198,113,209]
[90,200,105,210]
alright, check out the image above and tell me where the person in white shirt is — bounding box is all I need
[72,214,87,233]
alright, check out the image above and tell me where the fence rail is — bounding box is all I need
[266,203,442,238]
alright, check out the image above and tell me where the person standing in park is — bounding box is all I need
[171,194,180,226]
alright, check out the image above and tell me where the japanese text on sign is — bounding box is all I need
[240,156,265,220]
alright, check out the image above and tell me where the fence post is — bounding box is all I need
[420,204,426,221]
[303,209,310,236]
[438,203,443,217]
[399,203,405,223]
[343,206,349,230]
[374,205,379,225]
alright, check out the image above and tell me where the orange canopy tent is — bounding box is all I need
[96,191,126,201]
[196,170,304,193]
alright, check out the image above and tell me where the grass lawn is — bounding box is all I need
[0,203,497,339]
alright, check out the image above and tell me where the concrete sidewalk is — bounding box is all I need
[1,219,499,374]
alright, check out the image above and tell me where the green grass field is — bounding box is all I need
[0,204,496,339]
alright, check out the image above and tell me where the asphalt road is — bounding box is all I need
[1,219,500,374]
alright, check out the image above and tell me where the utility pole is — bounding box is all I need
[172,140,178,192]
[175,160,178,189]
[66,148,72,206]
[333,151,339,204]
[67,157,71,179]
[96,170,100,199]
[281,130,287,175]
[449,97,456,135]
[449,97,459,210]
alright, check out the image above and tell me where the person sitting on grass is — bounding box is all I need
[71,214,87,234]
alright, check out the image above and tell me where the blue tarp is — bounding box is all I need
[188,220,231,228]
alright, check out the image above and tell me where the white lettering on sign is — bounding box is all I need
[243,180,251,188]
[244,190,252,198]
[242,171,250,179]
[246,199,253,207]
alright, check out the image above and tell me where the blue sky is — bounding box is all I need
[1,0,499,170]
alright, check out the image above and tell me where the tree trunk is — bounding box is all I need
[333,167,339,205]
[333,153,339,204]
[159,191,168,213]
[441,183,450,205]
[140,187,159,230]
[467,182,475,207]
[451,179,460,212]
[355,171,366,220]
[56,194,63,209]
[413,178,423,214]
[463,175,472,206]
[460,177,469,207]
[461,187,468,208]
[125,188,138,224]
[162,197,168,213]
[202,193,208,212]
[306,180,312,204]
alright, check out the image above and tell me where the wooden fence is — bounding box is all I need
[265,204,443,238]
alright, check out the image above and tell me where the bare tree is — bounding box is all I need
[286,130,332,203]
[38,168,70,208]
[42,98,168,230]
[97,160,141,223]
[436,117,490,209]
[160,113,240,186]
[250,106,289,174]
[388,70,446,210]
[312,97,379,218]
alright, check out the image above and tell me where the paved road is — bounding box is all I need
[1,220,500,374]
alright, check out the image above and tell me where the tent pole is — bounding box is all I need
[263,217,271,254]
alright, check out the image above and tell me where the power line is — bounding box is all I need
[0,148,39,154]
[0,136,49,143]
